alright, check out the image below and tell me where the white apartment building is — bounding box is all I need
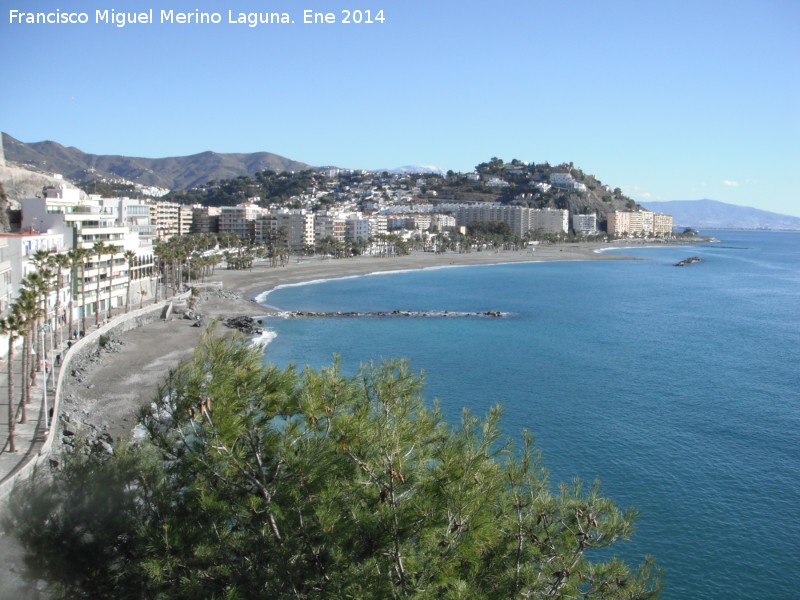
[21,186,131,322]
[219,203,262,241]
[315,213,346,244]
[607,210,673,237]
[1,231,69,306]
[255,210,315,251]
[346,217,371,242]
[454,205,568,236]
[572,213,598,235]
[102,197,157,243]
[149,201,181,240]
[653,212,673,235]
[549,172,575,189]
[430,214,456,231]
[531,208,569,235]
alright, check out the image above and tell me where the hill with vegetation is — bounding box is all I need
[423,158,641,225]
[2,132,312,190]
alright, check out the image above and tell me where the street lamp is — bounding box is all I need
[37,323,53,430]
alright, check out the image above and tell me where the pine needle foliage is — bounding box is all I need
[5,330,661,599]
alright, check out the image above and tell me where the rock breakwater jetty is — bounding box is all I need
[674,256,702,266]
[223,310,505,334]
[274,309,505,319]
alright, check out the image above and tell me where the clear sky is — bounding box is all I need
[2,0,798,215]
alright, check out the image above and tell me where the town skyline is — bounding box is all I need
[1,0,797,216]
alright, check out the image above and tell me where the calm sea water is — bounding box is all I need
[256,231,800,600]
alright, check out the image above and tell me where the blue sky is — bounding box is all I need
[2,0,798,215]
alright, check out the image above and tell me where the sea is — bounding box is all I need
[254,230,800,599]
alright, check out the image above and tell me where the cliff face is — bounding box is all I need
[0,165,83,203]
[0,165,85,232]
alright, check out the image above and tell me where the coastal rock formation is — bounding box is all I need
[674,256,702,266]
[223,316,263,335]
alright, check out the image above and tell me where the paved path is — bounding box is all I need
[0,332,61,491]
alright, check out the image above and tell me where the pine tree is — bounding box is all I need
[5,331,661,599]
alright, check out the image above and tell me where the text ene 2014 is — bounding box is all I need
[303,9,386,24]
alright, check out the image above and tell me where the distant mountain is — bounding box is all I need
[2,133,313,190]
[385,165,447,175]
[642,199,800,231]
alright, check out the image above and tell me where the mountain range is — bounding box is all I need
[642,199,800,231]
[1,132,313,190]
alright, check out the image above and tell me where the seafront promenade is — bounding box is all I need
[0,298,176,503]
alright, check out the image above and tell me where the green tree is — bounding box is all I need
[123,250,137,313]
[92,241,108,327]
[0,307,25,452]
[5,333,660,599]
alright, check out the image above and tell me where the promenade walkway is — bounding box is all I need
[0,299,174,503]
[0,330,61,495]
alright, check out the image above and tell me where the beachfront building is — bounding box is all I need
[531,208,569,235]
[0,231,69,307]
[453,205,531,237]
[607,210,673,237]
[255,210,315,252]
[21,186,132,322]
[452,205,568,237]
[314,213,347,245]
[191,205,221,234]
[572,213,598,236]
[345,217,371,242]
[219,203,262,241]
[431,214,456,231]
[653,212,673,236]
[345,215,389,243]
[150,201,180,240]
[149,201,192,240]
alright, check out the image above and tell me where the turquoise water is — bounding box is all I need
[256,231,800,599]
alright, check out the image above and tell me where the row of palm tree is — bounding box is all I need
[1,266,49,452]
[1,244,150,452]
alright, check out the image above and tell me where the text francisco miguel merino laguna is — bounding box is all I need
[8,8,388,27]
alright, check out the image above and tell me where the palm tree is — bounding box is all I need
[48,252,70,344]
[76,248,90,335]
[22,270,51,375]
[66,248,84,338]
[106,243,120,320]
[0,308,24,452]
[153,244,167,302]
[15,288,42,424]
[29,250,54,350]
[92,241,107,327]
[123,250,137,313]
